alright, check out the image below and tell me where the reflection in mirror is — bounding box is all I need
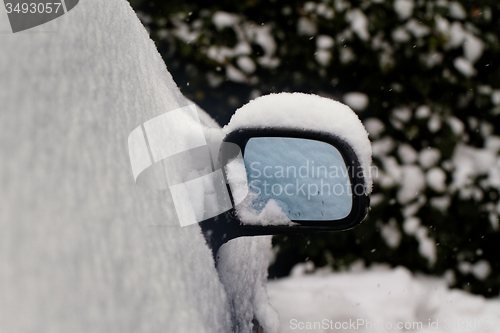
[243,137,352,221]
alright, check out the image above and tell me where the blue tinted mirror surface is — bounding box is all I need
[244,137,352,221]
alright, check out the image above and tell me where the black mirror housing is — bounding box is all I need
[221,128,370,232]
[201,127,370,257]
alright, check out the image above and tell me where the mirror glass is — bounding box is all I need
[243,137,352,221]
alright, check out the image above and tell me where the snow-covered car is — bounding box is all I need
[0,1,371,332]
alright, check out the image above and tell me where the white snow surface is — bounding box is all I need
[464,32,484,63]
[392,26,411,43]
[449,1,467,20]
[218,236,282,333]
[347,9,370,41]
[226,64,248,82]
[448,22,466,48]
[268,265,500,333]
[405,19,431,38]
[430,196,451,212]
[447,116,465,135]
[415,105,431,119]
[492,90,500,106]
[471,260,492,281]
[0,1,276,332]
[403,217,421,235]
[418,148,441,169]
[454,57,476,77]
[297,17,317,36]
[213,11,239,29]
[398,144,418,164]
[428,115,442,133]
[393,0,414,20]
[364,118,385,139]
[236,191,294,226]
[225,159,293,226]
[451,143,500,194]
[237,56,257,74]
[380,219,402,249]
[343,92,369,112]
[315,49,332,66]
[421,51,444,68]
[316,35,335,49]
[397,165,425,204]
[372,137,396,158]
[392,106,412,123]
[415,226,437,265]
[224,93,373,194]
[226,158,251,206]
[426,167,447,193]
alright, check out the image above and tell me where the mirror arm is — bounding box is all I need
[200,193,370,261]
[200,210,287,261]
[199,210,246,261]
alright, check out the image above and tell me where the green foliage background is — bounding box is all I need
[128,0,500,297]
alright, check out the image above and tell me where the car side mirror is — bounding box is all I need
[198,93,372,258]
[201,132,370,257]
[221,128,369,228]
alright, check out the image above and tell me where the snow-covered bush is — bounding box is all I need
[131,0,500,297]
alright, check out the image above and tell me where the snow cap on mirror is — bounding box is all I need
[224,92,373,193]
